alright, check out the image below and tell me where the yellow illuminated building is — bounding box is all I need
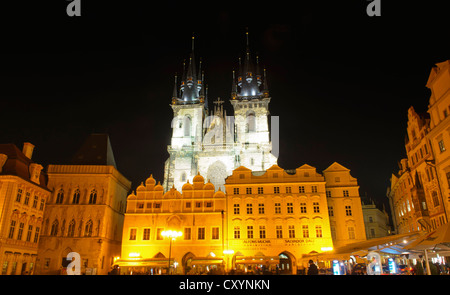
[0,143,51,275]
[120,173,226,275]
[388,60,450,234]
[36,134,131,275]
[119,162,366,275]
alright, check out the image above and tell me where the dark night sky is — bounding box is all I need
[1,1,449,213]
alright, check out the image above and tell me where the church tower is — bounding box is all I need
[163,32,277,192]
[230,30,277,171]
[163,36,207,191]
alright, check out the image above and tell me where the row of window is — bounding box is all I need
[233,202,321,215]
[15,189,45,210]
[232,186,319,195]
[8,220,40,243]
[232,186,350,197]
[128,227,220,241]
[54,189,98,205]
[233,225,323,239]
[135,201,214,210]
[45,219,99,238]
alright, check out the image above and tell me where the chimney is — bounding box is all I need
[23,142,35,159]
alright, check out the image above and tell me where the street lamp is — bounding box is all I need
[161,230,182,274]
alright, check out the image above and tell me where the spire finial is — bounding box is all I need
[192,33,195,51]
[245,27,249,47]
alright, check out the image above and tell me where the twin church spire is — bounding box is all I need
[171,31,269,106]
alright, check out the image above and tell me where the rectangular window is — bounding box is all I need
[26,225,33,242]
[276,225,283,239]
[16,189,22,202]
[258,187,264,194]
[205,201,213,208]
[302,225,309,238]
[286,187,291,193]
[313,202,320,213]
[184,227,191,240]
[259,226,266,239]
[258,203,265,214]
[233,188,239,195]
[300,202,307,214]
[299,186,305,193]
[275,203,281,214]
[274,187,280,194]
[326,191,331,198]
[154,203,161,209]
[129,228,137,240]
[343,190,349,197]
[288,225,295,238]
[439,140,446,152]
[315,225,323,238]
[34,227,40,243]
[233,204,240,215]
[212,227,219,240]
[137,203,144,209]
[156,228,163,240]
[143,228,150,240]
[247,226,254,239]
[32,196,38,208]
[328,206,334,217]
[312,186,318,193]
[8,220,16,239]
[24,193,30,206]
[246,203,253,214]
[198,227,205,240]
[345,205,352,216]
[185,202,191,209]
[287,202,294,214]
[246,187,252,194]
[348,227,355,239]
[17,223,24,240]
[147,202,152,209]
[39,199,45,211]
[195,202,202,208]
[234,226,240,239]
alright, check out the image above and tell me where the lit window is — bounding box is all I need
[345,205,352,216]
[212,227,219,240]
[143,228,150,240]
[129,228,137,240]
[439,140,446,152]
[234,204,240,215]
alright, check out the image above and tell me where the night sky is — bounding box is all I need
[1,1,449,214]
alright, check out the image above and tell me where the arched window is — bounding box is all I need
[72,189,80,204]
[84,220,93,237]
[181,172,186,182]
[56,189,64,204]
[67,219,76,237]
[246,112,256,133]
[50,220,59,236]
[184,116,191,137]
[89,189,97,204]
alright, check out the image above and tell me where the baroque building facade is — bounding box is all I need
[388,60,450,234]
[118,162,366,275]
[0,143,50,275]
[163,34,277,193]
[36,134,131,275]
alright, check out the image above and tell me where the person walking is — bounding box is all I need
[307,260,318,275]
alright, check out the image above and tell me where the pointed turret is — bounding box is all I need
[175,35,206,105]
[236,29,264,100]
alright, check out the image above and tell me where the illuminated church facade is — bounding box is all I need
[163,34,277,192]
